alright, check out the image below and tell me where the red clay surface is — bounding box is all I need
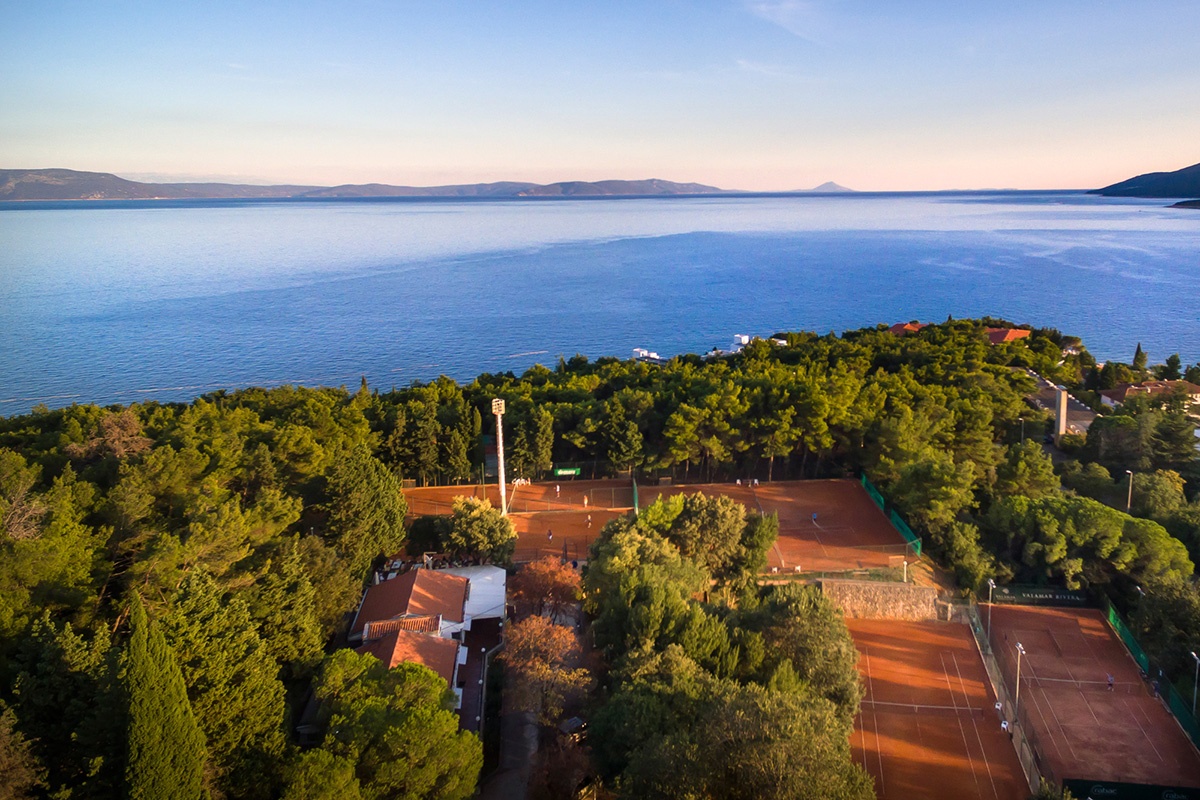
[641,479,914,573]
[404,478,911,569]
[848,619,1028,800]
[988,605,1200,788]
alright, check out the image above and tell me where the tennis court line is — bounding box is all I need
[863,646,887,796]
[949,650,1002,800]
[941,652,984,796]
[1122,694,1165,764]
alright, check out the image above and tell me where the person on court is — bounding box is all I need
[1107,674,1114,691]
[812,512,818,524]
[547,529,553,542]
[555,484,560,498]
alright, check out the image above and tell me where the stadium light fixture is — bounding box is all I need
[1192,651,1199,716]
[986,578,996,650]
[1014,642,1026,720]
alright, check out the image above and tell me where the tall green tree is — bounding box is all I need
[446,496,517,564]
[124,595,207,800]
[325,446,408,578]
[312,650,482,800]
[162,571,288,798]
[0,702,46,800]
[248,537,325,676]
[11,618,125,798]
[994,441,1060,500]
[1158,353,1183,380]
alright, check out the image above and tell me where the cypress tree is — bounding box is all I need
[124,595,207,800]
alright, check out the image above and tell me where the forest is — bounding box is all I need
[2,317,1198,798]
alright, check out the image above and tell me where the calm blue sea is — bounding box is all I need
[1,192,1198,415]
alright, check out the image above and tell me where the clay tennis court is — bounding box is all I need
[988,604,1200,787]
[849,618,1028,800]
[404,479,633,563]
[641,479,914,573]
[404,478,910,570]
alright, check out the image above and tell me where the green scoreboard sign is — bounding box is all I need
[1062,779,1200,800]
[553,467,581,477]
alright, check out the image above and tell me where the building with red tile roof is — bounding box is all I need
[1100,380,1200,409]
[355,630,462,689]
[888,321,930,336]
[985,327,1032,345]
[349,568,469,641]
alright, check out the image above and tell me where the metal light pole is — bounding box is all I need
[903,560,908,583]
[987,578,996,651]
[1019,417,1025,444]
[1192,652,1199,716]
[1014,642,1026,719]
[492,399,508,516]
[1126,469,1134,512]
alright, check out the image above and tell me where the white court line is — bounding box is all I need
[951,651,1002,800]
[1079,690,1101,725]
[1021,649,1080,764]
[1123,694,1165,764]
[941,652,984,795]
[864,646,887,796]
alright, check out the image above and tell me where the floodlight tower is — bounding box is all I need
[492,398,508,516]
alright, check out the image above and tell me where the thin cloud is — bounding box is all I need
[744,0,833,43]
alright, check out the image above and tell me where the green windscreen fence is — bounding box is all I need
[860,474,922,558]
[1102,597,1200,750]
[860,474,886,511]
[887,509,922,558]
[1103,597,1150,673]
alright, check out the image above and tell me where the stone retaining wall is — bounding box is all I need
[819,578,938,620]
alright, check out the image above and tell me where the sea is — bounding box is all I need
[1,191,1198,416]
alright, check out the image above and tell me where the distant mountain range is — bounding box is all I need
[0,169,726,201]
[1092,161,1200,198]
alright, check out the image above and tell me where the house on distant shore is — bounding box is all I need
[1099,380,1200,409]
[985,327,1032,345]
[888,321,930,336]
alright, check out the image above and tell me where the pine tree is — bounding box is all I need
[248,538,325,677]
[163,570,287,798]
[1133,342,1148,372]
[124,595,207,800]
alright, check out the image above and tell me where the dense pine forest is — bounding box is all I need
[2,318,1198,799]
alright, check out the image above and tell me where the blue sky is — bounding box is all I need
[2,1,1198,190]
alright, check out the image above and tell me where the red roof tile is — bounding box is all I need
[356,630,460,685]
[351,569,468,637]
[888,322,929,336]
[985,327,1031,345]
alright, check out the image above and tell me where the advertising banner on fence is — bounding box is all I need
[1062,778,1200,800]
[991,585,1090,606]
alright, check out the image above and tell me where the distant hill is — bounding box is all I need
[517,179,723,196]
[1092,161,1200,198]
[804,181,855,193]
[0,169,725,201]
[1172,199,1200,209]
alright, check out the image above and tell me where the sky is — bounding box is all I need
[2,1,1198,191]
